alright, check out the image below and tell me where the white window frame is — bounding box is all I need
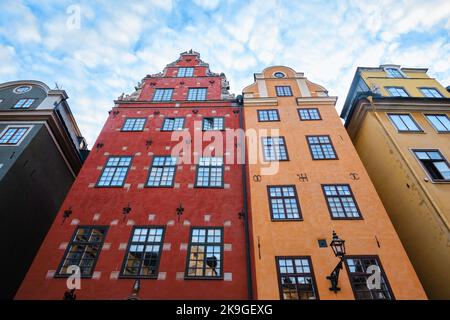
[0,124,34,147]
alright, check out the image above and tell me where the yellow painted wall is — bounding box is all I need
[243,66,426,300]
[352,108,450,299]
[360,69,450,98]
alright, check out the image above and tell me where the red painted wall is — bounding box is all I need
[16,52,248,300]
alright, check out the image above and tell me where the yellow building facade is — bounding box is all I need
[341,64,450,299]
[243,66,426,300]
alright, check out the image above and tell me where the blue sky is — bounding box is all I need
[0,0,449,145]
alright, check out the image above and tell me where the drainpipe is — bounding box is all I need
[237,94,254,300]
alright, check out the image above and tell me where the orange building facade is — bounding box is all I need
[242,66,426,300]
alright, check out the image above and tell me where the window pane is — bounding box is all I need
[186,228,223,278]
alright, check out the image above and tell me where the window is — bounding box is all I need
[274,72,285,78]
[146,156,177,187]
[0,127,29,145]
[56,226,108,277]
[162,117,184,131]
[257,109,280,122]
[275,86,292,97]
[385,67,404,78]
[420,88,443,98]
[298,108,321,120]
[345,256,394,300]
[187,88,207,101]
[262,137,288,161]
[121,118,146,131]
[13,85,32,94]
[322,184,361,219]
[413,149,450,181]
[202,117,224,131]
[267,185,302,220]
[306,135,337,160]
[13,98,35,109]
[388,114,422,132]
[153,88,173,101]
[195,157,224,188]
[276,257,318,300]
[97,156,132,187]
[177,67,194,77]
[385,87,409,97]
[185,227,223,279]
[120,227,165,278]
[425,114,450,133]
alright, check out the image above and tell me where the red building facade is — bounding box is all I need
[16,51,250,300]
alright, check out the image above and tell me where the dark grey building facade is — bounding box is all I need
[0,80,88,299]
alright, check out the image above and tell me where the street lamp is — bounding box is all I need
[326,231,346,293]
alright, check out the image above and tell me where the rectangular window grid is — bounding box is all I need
[147,156,177,187]
[307,135,337,159]
[322,184,361,219]
[122,118,146,131]
[153,88,173,101]
[420,88,443,98]
[97,156,132,187]
[0,127,29,144]
[298,108,321,120]
[276,257,318,300]
[177,67,194,77]
[275,86,293,97]
[385,68,404,78]
[56,226,108,277]
[386,87,409,97]
[268,186,301,220]
[187,88,207,101]
[413,149,450,181]
[425,114,450,132]
[13,98,35,109]
[162,117,185,131]
[202,117,224,131]
[120,227,165,278]
[257,109,280,122]
[262,137,288,161]
[345,256,394,300]
[195,157,224,188]
[186,228,223,278]
[388,114,421,132]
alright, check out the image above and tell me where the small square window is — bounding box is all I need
[13,98,35,109]
[420,88,443,98]
[298,108,321,121]
[257,109,280,122]
[0,127,29,144]
[162,118,185,131]
[202,117,224,131]
[262,137,288,161]
[146,156,177,187]
[322,184,362,219]
[425,114,450,133]
[306,135,337,160]
[388,114,422,132]
[413,149,450,182]
[97,156,132,187]
[275,86,292,97]
[385,87,409,97]
[153,89,173,101]
[187,88,207,101]
[121,118,146,131]
[177,67,194,77]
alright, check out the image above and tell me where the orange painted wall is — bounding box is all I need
[243,66,427,300]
